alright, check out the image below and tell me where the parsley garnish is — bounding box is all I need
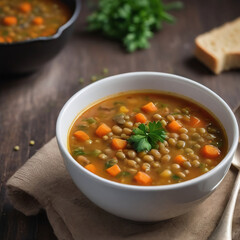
[105,159,117,169]
[172,175,181,181]
[116,171,131,178]
[127,121,166,152]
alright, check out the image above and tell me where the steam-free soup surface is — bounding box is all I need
[68,92,227,186]
[0,0,71,43]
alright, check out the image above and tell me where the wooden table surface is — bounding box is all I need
[1,0,240,239]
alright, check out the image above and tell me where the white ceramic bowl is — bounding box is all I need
[56,72,239,221]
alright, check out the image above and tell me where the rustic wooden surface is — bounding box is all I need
[0,0,240,239]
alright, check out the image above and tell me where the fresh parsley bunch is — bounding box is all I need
[88,0,183,52]
[128,121,166,152]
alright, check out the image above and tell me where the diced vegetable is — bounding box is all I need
[201,145,220,158]
[19,2,32,13]
[141,102,157,113]
[73,130,90,141]
[106,164,121,176]
[112,138,127,150]
[190,116,204,127]
[135,113,147,123]
[3,16,17,26]
[134,171,152,185]
[174,155,187,165]
[167,120,182,132]
[119,106,129,113]
[96,123,111,137]
[85,164,97,173]
[32,17,44,25]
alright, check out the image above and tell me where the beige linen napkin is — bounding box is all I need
[7,138,240,240]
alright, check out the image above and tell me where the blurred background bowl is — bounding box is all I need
[0,0,80,75]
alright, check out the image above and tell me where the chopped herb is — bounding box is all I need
[199,163,206,170]
[128,121,166,152]
[83,117,97,124]
[73,148,85,156]
[117,171,131,178]
[172,175,181,181]
[77,125,88,130]
[105,159,117,169]
[211,141,223,148]
[88,0,183,52]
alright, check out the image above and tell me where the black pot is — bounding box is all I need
[0,0,81,75]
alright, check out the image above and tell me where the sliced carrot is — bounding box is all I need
[95,123,111,137]
[141,102,157,113]
[189,116,204,127]
[201,145,220,159]
[167,120,182,132]
[85,164,96,174]
[0,37,5,43]
[32,17,44,25]
[73,130,90,141]
[19,2,32,13]
[174,155,187,165]
[134,171,152,185]
[112,138,127,150]
[135,113,147,123]
[106,164,121,177]
[3,16,17,26]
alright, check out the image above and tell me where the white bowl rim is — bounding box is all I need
[56,72,239,191]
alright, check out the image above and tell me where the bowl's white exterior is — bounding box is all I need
[56,72,238,221]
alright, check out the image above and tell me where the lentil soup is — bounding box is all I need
[68,92,228,186]
[0,0,71,43]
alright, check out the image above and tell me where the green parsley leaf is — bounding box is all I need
[105,159,117,169]
[77,125,88,130]
[172,175,181,181]
[116,171,131,178]
[128,121,166,152]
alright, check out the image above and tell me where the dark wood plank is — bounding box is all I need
[0,0,240,239]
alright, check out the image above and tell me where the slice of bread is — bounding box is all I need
[195,18,240,74]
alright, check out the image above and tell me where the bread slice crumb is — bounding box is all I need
[195,18,240,74]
